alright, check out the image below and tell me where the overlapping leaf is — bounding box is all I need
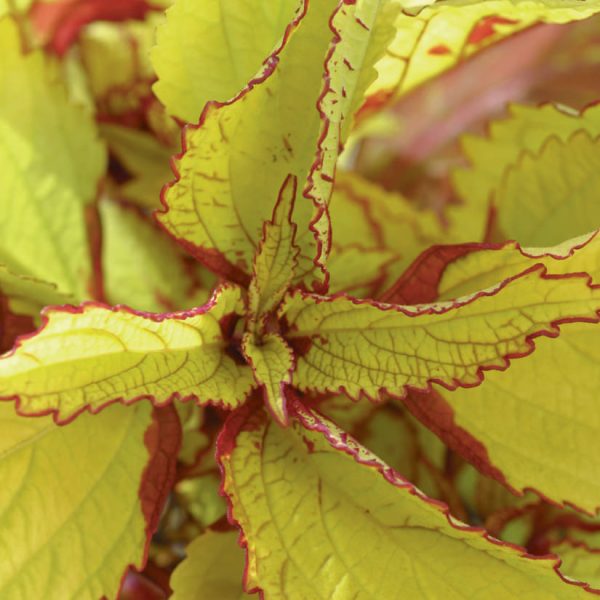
[0,285,254,422]
[157,0,404,290]
[282,261,600,401]
[242,333,294,426]
[0,17,106,299]
[398,233,600,514]
[367,0,600,112]
[100,124,175,209]
[328,171,449,295]
[0,401,179,600]
[248,175,299,323]
[552,541,600,590]
[152,0,302,122]
[453,102,600,242]
[171,531,248,600]
[156,0,335,287]
[100,198,209,312]
[219,400,588,598]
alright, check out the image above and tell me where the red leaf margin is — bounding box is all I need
[155,0,336,294]
[0,283,253,425]
[285,259,600,403]
[216,396,600,597]
[114,403,181,599]
[379,230,600,516]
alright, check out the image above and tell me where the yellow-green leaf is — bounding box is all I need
[242,333,294,426]
[282,265,600,400]
[328,171,448,294]
[427,233,600,513]
[157,0,338,289]
[370,1,600,108]
[0,17,106,299]
[248,175,299,323]
[218,401,588,599]
[493,131,600,246]
[553,541,600,591]
[453,102,600,242]
[437,231,600,301]
[176,474,227,529]
[171,531,249,600]
[0,285,254,422]
[100,198,208,312]
[77,15,160,116]
[0,265,73,321]
[306,0,400,226]
[152,0,302,122]
[0,401,179,600]
[100,124,175,209]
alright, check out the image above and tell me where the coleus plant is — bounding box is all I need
[3,0,600,598]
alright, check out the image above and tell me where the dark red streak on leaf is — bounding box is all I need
[468,16,520,46]
[428,44,452,56]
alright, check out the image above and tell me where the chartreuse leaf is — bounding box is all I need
[492,131,600,246]
[305,0,400,222]
[100,124,174,209]
[369,1,600,110]
[158,0,401,289]
[171,531,249,600]
[0,17,105,299]
[242,333,294,426]
[552,542,600,590]
[453,102,600,242]
[417,233,600,513]
[152,0,302,122]
[282,264,600,401]
[0,285,255,422]
[157,0,336,288]
[0,265,73,320]
[327,171,448,295]
[248,175,299,324]
[100,198,207,313]
[77,15,159,113]
[176,474,227,529]
[219,401,587,599]
[0,400,179,600]
[437,231,600,301]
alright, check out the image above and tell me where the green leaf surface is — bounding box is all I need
[248,175,299,324]
[171,531,248,600]
[0,401,179,600]
[453,103,600,242]
[100,198,206,313]
[0,285,254,422]
[218,400,588,599]
[152,0,302,122]
[283,264,600,400]
[0,17,106,299]
[242,333,294,426]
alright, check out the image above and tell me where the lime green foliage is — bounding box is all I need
[0,285,254,420]
[100,198,204,312]
[4,0,600,597]
[152,0,302,122]
[220,403,586,598]
[453,103,600,241]
[248,175,300,325]
[171,531,249,599]
[0,18,105,300]
[282,267,600,399]
[0,401,159,599]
